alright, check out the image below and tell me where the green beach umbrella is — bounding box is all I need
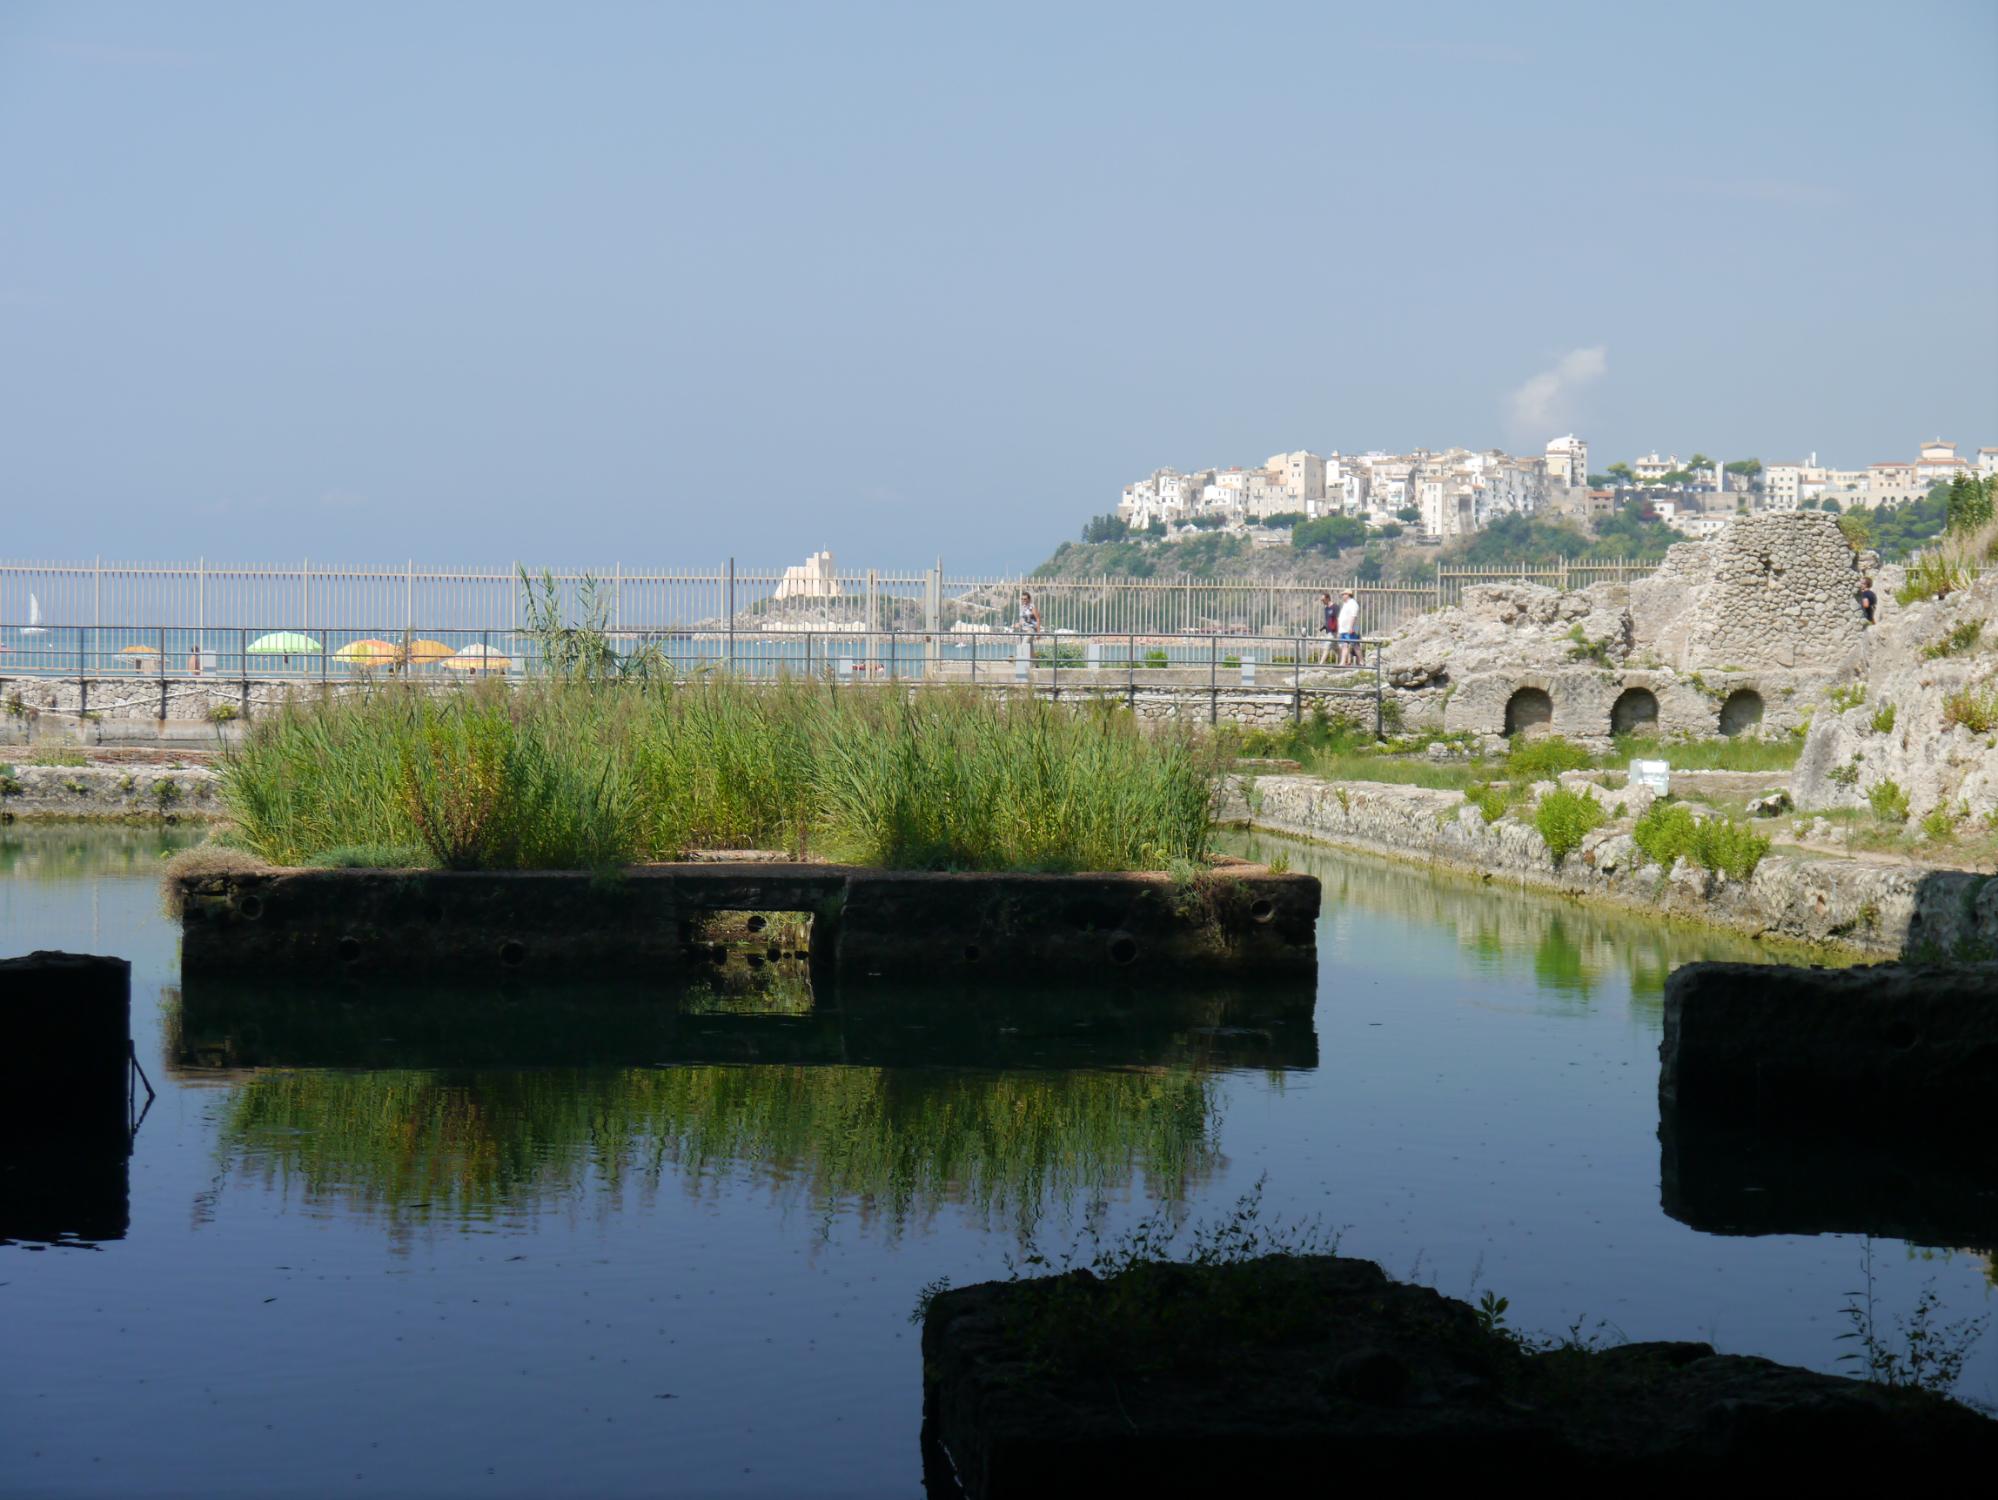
[247,632,322,655]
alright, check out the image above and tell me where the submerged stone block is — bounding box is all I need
[1660,960,1998,1133]
[176,863,1318,986]
[921,1255,1997,1492]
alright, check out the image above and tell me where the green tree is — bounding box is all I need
[1290,515,1366,555]
[1945,472,1995,534]
[1081,513,1130,544]
[1395,505,1421,523]
[1723,459,1762,478]
[1373,521,1404,540]
[1686,452,1714,471]
[1606,462,1634,483]
[1586,472,1615,488]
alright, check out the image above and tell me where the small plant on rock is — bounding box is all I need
[1827,682,1868,714]
[1828,755,1863,790]
[1869,703,1897,735]
[1534,787,1606,865]
[1867,779,1911,823]
[207,702,241,723]
[1941,683,1998,735]
[1919,805,1959,842]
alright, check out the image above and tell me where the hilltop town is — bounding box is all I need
[1049,436,1998,580]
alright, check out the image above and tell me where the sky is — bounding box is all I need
[2,1,1995,571]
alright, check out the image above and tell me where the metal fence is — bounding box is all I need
[0,626,1388,730]
[0,556,1659,640]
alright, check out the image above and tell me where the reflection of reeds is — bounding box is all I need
[216,1064,1221,1234]
[221,681,1218,872]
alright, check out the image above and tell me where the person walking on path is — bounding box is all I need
[1858,576,1878,626]
[1317,591,1338,664]
[1336,590,1360,666]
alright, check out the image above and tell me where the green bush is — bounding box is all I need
[1920,620,1983,659]
[1633,802,1770,881]
[1867,779,1911,823]
[1918,806,1958,842]
[1827,682,1867,714]
[207,702,241,723]
[1534,788,1606,865]
[1896,552,1971,605]
[301,843,435,869]
[1941,684,1998,734]
[1504,735,1591,782]
[1869,703,1897,735]
[1463,782,1521,824]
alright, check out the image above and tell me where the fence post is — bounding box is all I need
[1293,637,1301,725]
[1127,632,1135,711]
[1209,636,1217,726]
[726,558,736,676]
[1374,640,1384,741]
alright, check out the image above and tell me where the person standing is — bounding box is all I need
[1016,590,1041,635]
[1857,576,1877,626]
[1336,589,1360,666]
[1317,591,1337,664]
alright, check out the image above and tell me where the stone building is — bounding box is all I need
[1385,513,1866,746]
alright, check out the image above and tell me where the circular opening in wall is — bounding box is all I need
[1250,898,1275,923]
[498,939,526,967]
[337,935,362,964]
[1718,689,1764,737]
[963,944,981,963]
[237,894,264,921]
[1882,1019,1919,1050]
[1108,935,1138,966]
[1503,687,1554,739]
[1610,687,1660,738]
[745,914,768,934]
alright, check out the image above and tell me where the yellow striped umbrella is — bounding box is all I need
[334,638,400,667]
[403,638,455,666]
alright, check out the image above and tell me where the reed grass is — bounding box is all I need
[220,680,1219,872]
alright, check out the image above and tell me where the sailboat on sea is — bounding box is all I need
[22,593,46,636]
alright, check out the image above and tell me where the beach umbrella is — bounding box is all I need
[402,638,455,666]
[446,643,512,672]
[247,632,322,655]
[335,638,400,667]
[120,644,160,670]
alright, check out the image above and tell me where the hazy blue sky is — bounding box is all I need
[3,1,1994,569]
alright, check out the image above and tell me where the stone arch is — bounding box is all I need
[1503,686,1554,738]
[1718,689,1765,737]
[1610,687,1660,738]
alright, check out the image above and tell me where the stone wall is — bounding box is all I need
[0,763,220,819]
[1384,514,1862,746]
[1228,773,1998,958]
[1793,568,1997,823]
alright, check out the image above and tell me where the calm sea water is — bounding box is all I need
[3,825,1991,1496]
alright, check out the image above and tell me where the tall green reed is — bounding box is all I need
[220,679,1218,871]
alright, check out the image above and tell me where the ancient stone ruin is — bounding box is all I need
[1387,513,1865,746]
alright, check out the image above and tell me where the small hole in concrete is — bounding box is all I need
[1883,1019,1919,1050]
[337,935,362,963]
[745,914,768,933]
[238,894,264,921]
[1108,935,1138,965]
[498,940,526,967]
[1250,898,1274,923]
[963,944,981,963]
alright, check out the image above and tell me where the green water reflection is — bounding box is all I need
[216,1064,1221,1236]
[1229,829,1854,1005]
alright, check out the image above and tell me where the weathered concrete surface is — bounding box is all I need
[922,1255,1997,1493]
[1231,773,1998,957]
[169,976,1318,1073]
[0,763,219,820]
[0,952,133,1245]
[1660,960,1998,1134]
[1793,568,1998,823]
[1386,515,1860,743]
[177,862,1319,984]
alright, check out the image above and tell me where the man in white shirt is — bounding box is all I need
[1336,590,1360,666]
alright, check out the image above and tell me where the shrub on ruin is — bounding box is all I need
[1867,779,1911,824]
[1504,735,1591,782]
[1631,802,1770,881]
[1533,787,1606,865]
[1869,703,1897,735]
[1921,620,1984,660]
[1940,683,1998,735]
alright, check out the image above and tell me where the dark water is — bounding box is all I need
[2,826,1991,1496]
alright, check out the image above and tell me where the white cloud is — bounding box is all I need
[1507,346,1607,440]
